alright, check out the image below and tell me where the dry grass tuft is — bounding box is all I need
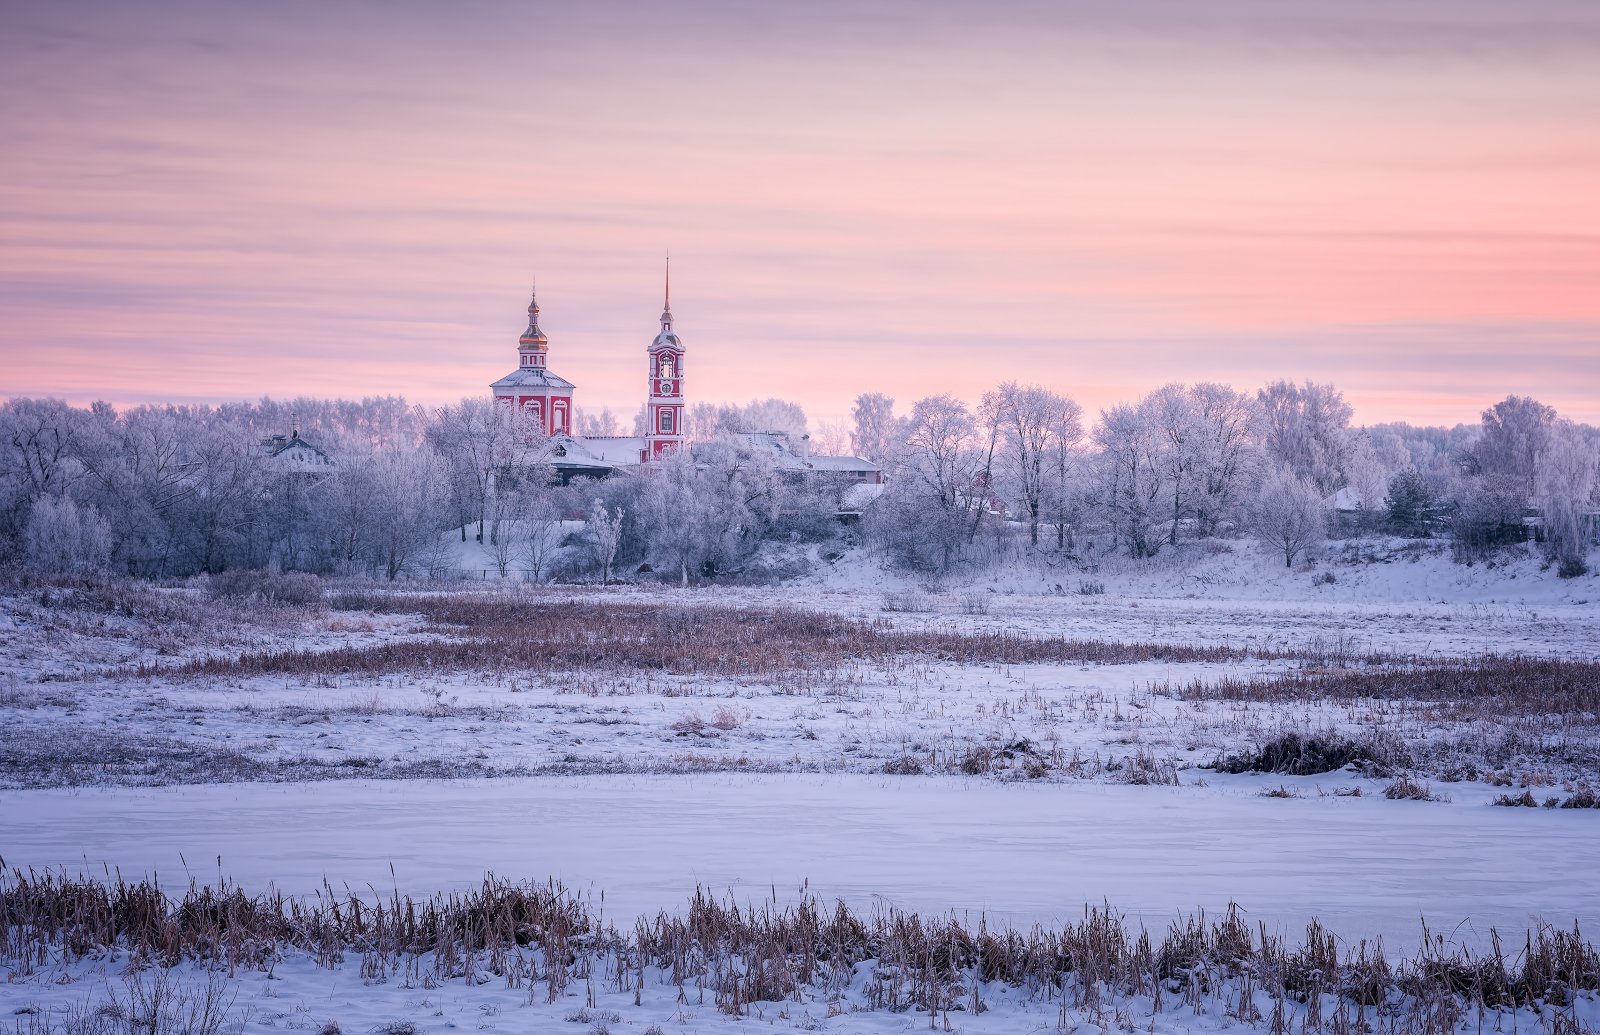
[1217,732,1392,777]
[1384,775,1447,802]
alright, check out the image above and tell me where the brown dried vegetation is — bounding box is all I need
[4,870,1597,1030]
[1176,656,1600,716]
[158,598,1268,683]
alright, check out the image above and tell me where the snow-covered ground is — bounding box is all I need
[3,543,1598,1033]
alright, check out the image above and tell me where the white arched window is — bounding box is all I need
[660,408,674,434]
[522,399,542,427]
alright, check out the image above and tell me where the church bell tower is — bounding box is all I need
[643,257,685,461]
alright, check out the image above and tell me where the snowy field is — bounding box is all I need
[3,541,1599,1033]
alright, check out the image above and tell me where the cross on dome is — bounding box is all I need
[520,280,548,349]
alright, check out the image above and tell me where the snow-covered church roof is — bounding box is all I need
[492,367,582,393]
[492,367,576,390]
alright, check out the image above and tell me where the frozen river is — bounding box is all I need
[3,773,1593,955]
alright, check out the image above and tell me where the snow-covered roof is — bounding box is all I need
[491,367,575,390]
[260,434,335,468]
[804,454,880,474]
[839,482,885,512]
[548,432,883,478]
[1323,486,1368,512]
[573,436,646,465]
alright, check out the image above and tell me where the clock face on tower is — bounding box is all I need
[658,379,675,395]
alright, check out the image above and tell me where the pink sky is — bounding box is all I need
[2,0,1598,428]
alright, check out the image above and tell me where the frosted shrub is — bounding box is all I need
[21,495,112,575]
[1537,420,1598,576]
[956,591,990,615]
[709,705,745,731]
[208,570,322,605]
[880,590,932,613]
[1251,468,1325,568]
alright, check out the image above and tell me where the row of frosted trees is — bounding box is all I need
[852,383,1600,574]
[2,383,1597,581]
[0,396,851,581]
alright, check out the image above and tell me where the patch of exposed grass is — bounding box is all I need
[159,598,1270,683]
[0,724,270,788]
[1175,656,1600,717]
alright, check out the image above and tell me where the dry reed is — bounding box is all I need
[4,869,1596,1031]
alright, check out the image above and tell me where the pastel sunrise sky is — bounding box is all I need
[3,0,1598,427]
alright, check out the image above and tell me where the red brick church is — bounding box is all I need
[490,263,881,488]
[491,264,684,465]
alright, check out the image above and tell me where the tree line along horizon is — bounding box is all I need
[1,380,1596,583]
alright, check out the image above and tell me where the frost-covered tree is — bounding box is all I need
[1385,468,1439,538]
[168,420,270,574]
[1446,396,1559,563]
[1045,405,1088,550]
[1091,384,1256,554]
[427,399,546,543]
[1536,420,1598,576]
[985,383,1082,546]
[521,494,566,583]
[633,436,788,584]
[75,405,199,575]
[1449,479,1528,560]
[969,390,1007,544]
[1187,383,1260,537]
[849,393,897,464]
[574,407,621,437]
[590,499,625,585]
[1257,380,1353,496]
[808,421,852,456]
[1476,395,1556,496]
[734,399,808,440]
[683,399,809,444]
[633,450,710,585]
[1143,384,1206,546]
[0,397,87,552]
[1252,468,1326,568]
[367,447,449,580]
[870,395,980,570]
[1094,403,1165,558]
[1343,436,1392,530]
[22,495,112,574]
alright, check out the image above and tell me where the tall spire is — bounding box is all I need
[659,253,674,334]
[519,278,548,349]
